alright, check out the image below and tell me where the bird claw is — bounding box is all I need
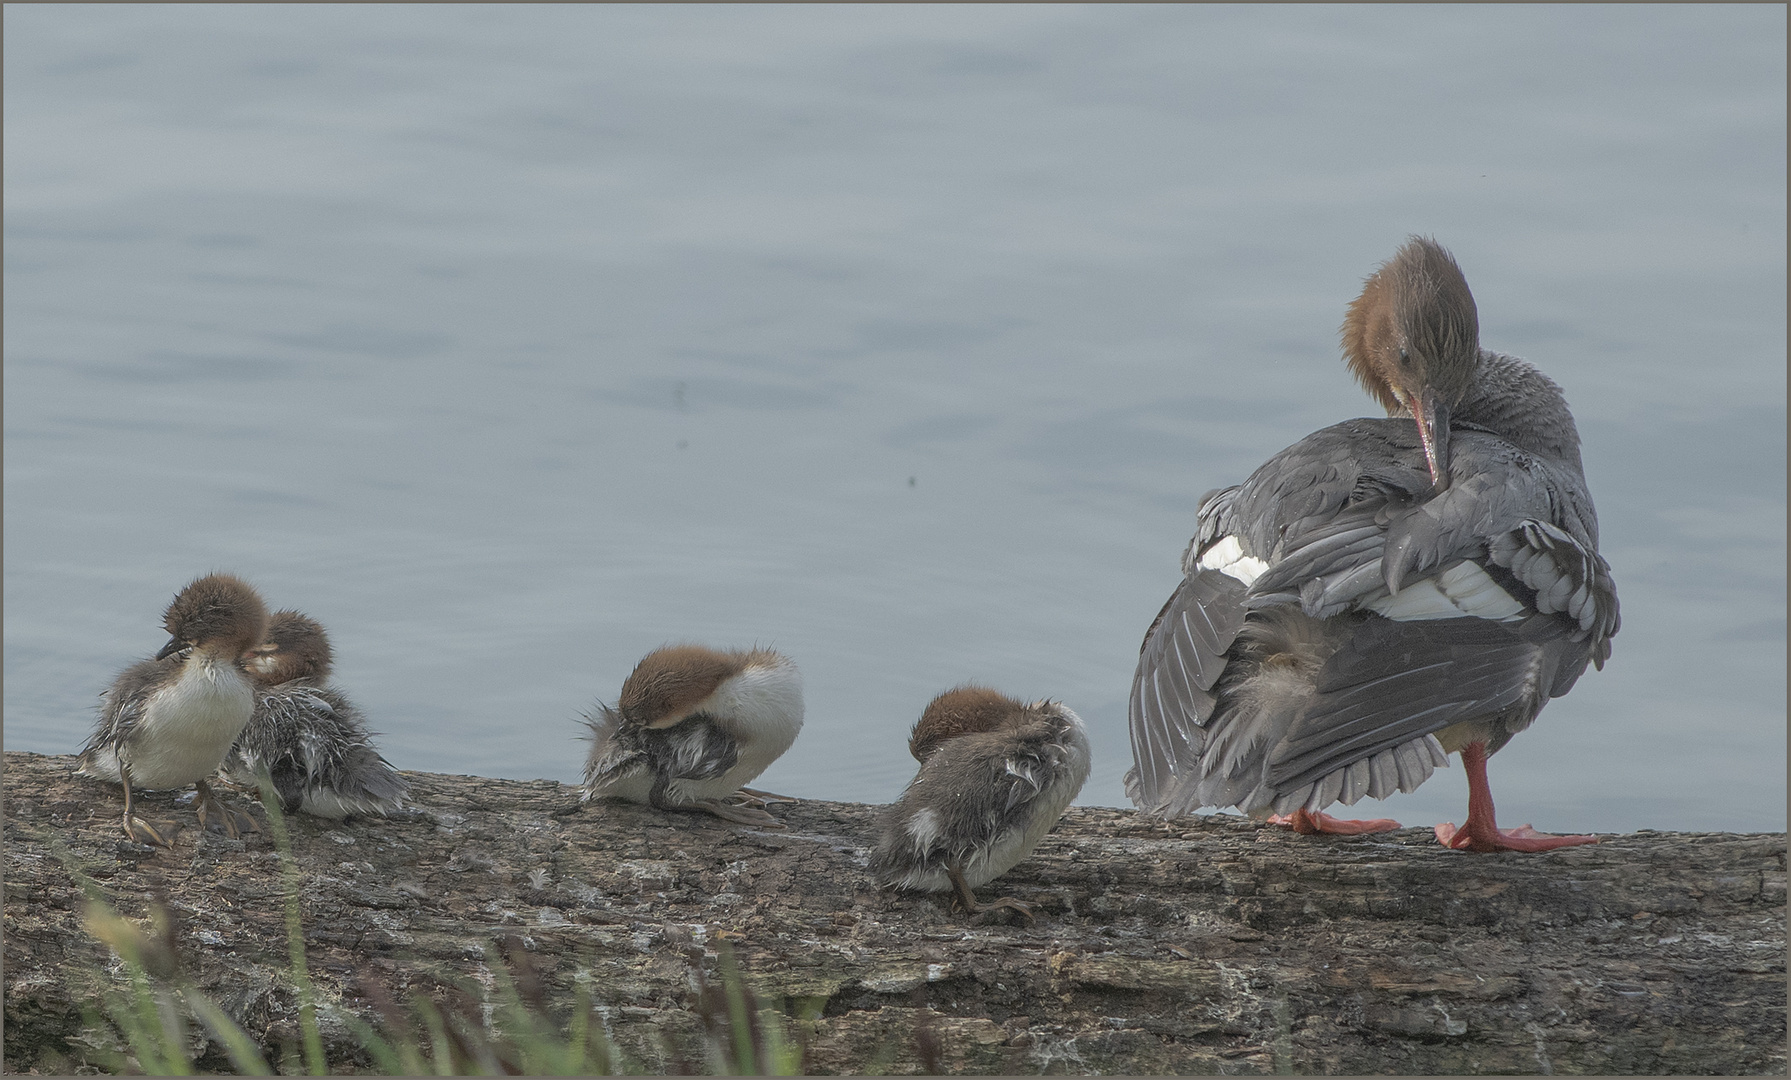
[1434,821,1600,852]
[1269,809,1403,836]
[734,786,799,807]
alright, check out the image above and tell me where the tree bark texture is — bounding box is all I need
[4,751,1784,1074]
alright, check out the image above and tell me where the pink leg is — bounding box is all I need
[1268,808,1401,835]
[1434,742,1599,853]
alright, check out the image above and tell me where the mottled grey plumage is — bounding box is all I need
[872,687,1091,921]
[583,707,740,808]
[228,683,408,818]
[1127,239,1618,835]
[223,611,407,819]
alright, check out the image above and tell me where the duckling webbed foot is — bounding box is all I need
[947,866,1036,926]
[692,797,787,829]
[194,779,259,839]
[735,786,799,806]
[118,765,177,848]
[122,813,178,848]
[1268,809,1402,835]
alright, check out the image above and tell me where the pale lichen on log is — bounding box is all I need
[3,750,1784,1074]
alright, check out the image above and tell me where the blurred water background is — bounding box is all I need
[6,5,1784,832]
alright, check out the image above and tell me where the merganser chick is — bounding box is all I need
[581,645,804,827]
[1126,237,1618,852]
[223,610,408,819]
[77,573,271,846]
[870,686,1091,923]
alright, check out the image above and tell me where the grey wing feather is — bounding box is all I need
[1489,519,1619,661]
[1126,570,1249,812]
[1265,616,1573,792]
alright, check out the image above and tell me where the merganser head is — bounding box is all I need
[155,573,270,662]
[618,644,778,730]
[1341,236,1481,488]
[908,685,1042,763]
[245,610,333,687]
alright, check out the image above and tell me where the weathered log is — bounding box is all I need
[4,750,1784,1075]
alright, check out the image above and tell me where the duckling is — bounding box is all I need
[871,686,1091,923]
[582,645,804,827]
[78,573,270,846]
[223,610,408,819]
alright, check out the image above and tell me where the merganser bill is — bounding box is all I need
[1126,237,1619,852]
[78,573,271,846]
[871,686,1091,921]
[581,645,804,827]
[224,610,408,819]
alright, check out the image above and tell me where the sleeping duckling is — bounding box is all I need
[225,610,408,819]
[871,685,1091,922]
[582,644,804,827]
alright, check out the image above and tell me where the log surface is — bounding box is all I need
[4,750,1784,1075]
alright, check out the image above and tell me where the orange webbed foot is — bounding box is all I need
[1269,809,1402,836]
[1434,821,1600,853]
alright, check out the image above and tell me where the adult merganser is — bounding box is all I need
[871,686,1091,921]
[223,610,408,819]
[1126,237,1619,852]
[581,645,804,827]
[77,573,270,846]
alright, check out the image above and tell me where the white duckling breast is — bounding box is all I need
[697,656,805,793]
[121,658,257,789]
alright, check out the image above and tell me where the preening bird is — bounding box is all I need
[582,644,804,827]
[1127,237,1618,852]
[871,685,1091,921]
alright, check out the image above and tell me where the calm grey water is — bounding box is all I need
[6,5,1785,833]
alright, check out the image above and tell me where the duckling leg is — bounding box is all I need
[1434,742,1598,853]
[691,797,787,829]
[118,764,176,848]
[1268,809,1402,835]
[946,865,1034,925]
[735,786,800,806]
[193,779,259,839]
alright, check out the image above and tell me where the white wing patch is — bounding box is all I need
[905,807,943,849]
[1369,561,1525,622]
[1197,535,1270,587]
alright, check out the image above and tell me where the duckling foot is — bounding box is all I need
[970,897,1036,926]
[947,866,1036,926]
[194,780,259,839]
[735,786,800,806]
[118,766,176,848]
[123,813,178,848]
[1268,809,1402,835]
[692,797,787,829]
